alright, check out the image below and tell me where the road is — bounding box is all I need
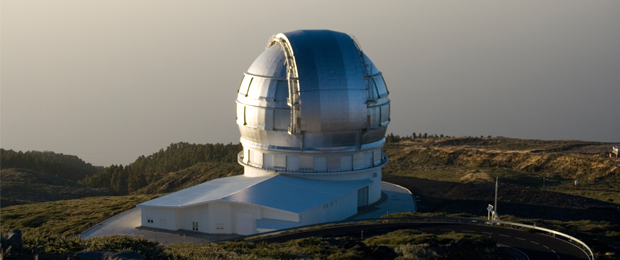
[249,222,590,260]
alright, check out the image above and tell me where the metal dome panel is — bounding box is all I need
[236,30,390,151]
[246,45,287,79]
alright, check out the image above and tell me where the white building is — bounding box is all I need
[137,30,391,235]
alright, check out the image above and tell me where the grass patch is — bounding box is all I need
[0,194,159,236]
[387,164,620,205]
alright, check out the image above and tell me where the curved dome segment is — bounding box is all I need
[246,45,287,79]
[282,30,367,133]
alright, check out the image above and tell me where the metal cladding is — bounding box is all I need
[237,30,390,152]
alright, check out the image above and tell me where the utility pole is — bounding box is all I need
[494,177,499,220]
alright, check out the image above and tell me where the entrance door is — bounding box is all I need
[235,212,253,235]
[357,186,369,207]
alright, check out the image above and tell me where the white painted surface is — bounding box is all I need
[236,212,254,235]
[299,190,358,226]
[353,182,417,220]
[207,202,232,234]
[141,207,178,231]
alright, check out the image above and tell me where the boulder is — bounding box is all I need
[368,245,397,260]
[1,229,22,252]
[75,250,144,260]
[75,251,105,259]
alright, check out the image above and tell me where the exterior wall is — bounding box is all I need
[178,204,209,232]
[261,207,299,222]
[207,202,232,234]
[244,166,382,205]
[231,204,258,234]
[299,190,358,226]
[140,207,179,231]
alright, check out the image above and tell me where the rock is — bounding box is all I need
[104,251,145,260]
[2,229,23,252]
[368,245,397,260]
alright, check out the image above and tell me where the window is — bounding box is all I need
[147,218,154,224]
[191,221,198,231]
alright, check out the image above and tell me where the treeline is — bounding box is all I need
[386,132,451,143]
[79,142,242,195]
[0,149,102,181]
[386,133,495,143]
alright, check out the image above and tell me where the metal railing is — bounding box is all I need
[237,151,388,175]
[239,216,594,260]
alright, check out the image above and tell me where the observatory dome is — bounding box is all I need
[237,30,390,182]
[237,30,390,150]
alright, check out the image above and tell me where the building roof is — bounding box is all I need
[223,175,372,213]
[137,174,371,214]
[137,175,274,208]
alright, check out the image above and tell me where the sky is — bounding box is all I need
[2,1,619,166]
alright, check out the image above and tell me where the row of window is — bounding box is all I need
[243,149,383,172]
[146,218,199,232]
[237,104,390,130]
[238,75,389,102]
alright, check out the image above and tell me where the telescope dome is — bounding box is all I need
[236,30,390,151]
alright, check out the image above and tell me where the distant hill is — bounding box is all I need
[383,137,620,181]
[0,168,115,207]
[79,142,242,195]
[127,142,242,174]
[0,149,102,181]
[132,162,243,195]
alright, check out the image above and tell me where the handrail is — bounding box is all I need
[491,219,594,260]
[241,216,594,260]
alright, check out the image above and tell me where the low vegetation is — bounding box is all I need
[0,194,158,236]
[2,137,619,259]
[384,212,620,257]
[383,137,620,204]
[132,162,243,195]
[5,229,506,260]
[78,142,242,194]
[0,168,115,207]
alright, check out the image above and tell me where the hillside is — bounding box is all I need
[79,142,242,195]
[0,148,102,181]
[0,168,115,207]
[382,137,620,224]
[384,137,620,181]
[132,162,243,195]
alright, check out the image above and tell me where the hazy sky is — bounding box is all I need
[2,1,619,166]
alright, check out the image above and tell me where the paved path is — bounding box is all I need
[249,222,589,260]
[81,181,417,244]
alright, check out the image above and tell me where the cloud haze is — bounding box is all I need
[2,1,619,166]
